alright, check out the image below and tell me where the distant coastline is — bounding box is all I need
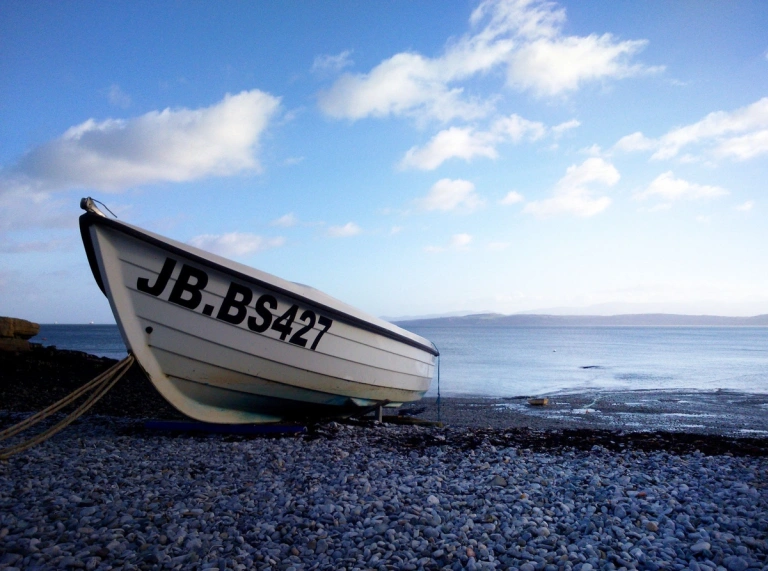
[395,312,768,327]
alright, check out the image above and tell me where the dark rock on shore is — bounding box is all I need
[0,316,40,352]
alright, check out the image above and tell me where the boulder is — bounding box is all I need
[0,317,40,351]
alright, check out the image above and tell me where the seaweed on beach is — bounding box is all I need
[369,425,768,458]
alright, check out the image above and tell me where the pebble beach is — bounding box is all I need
[1,348,768,570]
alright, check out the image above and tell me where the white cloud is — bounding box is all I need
[318,0,657,122]
[425,232,473,253]
[734,200,755,212]
[271,213,298,227]
[499,190,524,205]
[614,97,768,162]
[107,84,132,108]
[327,222,362,237]
[188,232,285,257]
[2,90,281,194]
[417,179,484,211]
[581,144,605,157]
[491,113,547,141]
[551,119,580,137]
[523,157,618,217]
[400,127,498,170]
[312,51,354,74]
[614,131,656,152]
[318,52,492,122]
[450,233,473,249]
[507,34,659,96]
[633,172,728,204]
[713,129,768,160]
[399,113,549,170]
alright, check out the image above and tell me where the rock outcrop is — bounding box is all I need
[0,317,40,351]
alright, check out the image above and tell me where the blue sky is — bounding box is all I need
[2,0,768,323]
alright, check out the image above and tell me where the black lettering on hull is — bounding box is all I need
[135,256,333,351]
[137,257,176,296]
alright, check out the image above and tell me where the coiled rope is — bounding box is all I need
[0,354,135,460]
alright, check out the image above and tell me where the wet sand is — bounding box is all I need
[406,391,768,437]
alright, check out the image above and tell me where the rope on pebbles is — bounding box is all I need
[0,354,135,460]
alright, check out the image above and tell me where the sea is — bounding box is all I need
[36,324,768,398]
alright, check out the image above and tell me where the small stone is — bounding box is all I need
[489,475,507,487]
[427,495,440,505]
[691,541,710,554]
[645,521,659,532]
[723,556,749,571]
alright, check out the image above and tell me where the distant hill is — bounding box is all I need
[394,313,768,327]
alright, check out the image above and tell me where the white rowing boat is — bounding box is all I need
[79,198,437,424]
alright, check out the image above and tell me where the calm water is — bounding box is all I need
[37,324,768,397]
[38,324,128,360]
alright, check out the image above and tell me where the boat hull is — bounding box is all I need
[80,213,437,424]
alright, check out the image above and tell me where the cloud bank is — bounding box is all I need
[318,0,658,123]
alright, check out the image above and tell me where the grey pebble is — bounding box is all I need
[0,414,767,570]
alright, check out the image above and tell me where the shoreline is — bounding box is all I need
[407,390,768,437]
[2,347,768,569]
[2,344,768,439]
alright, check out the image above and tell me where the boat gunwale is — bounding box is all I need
[79,212,440,357]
